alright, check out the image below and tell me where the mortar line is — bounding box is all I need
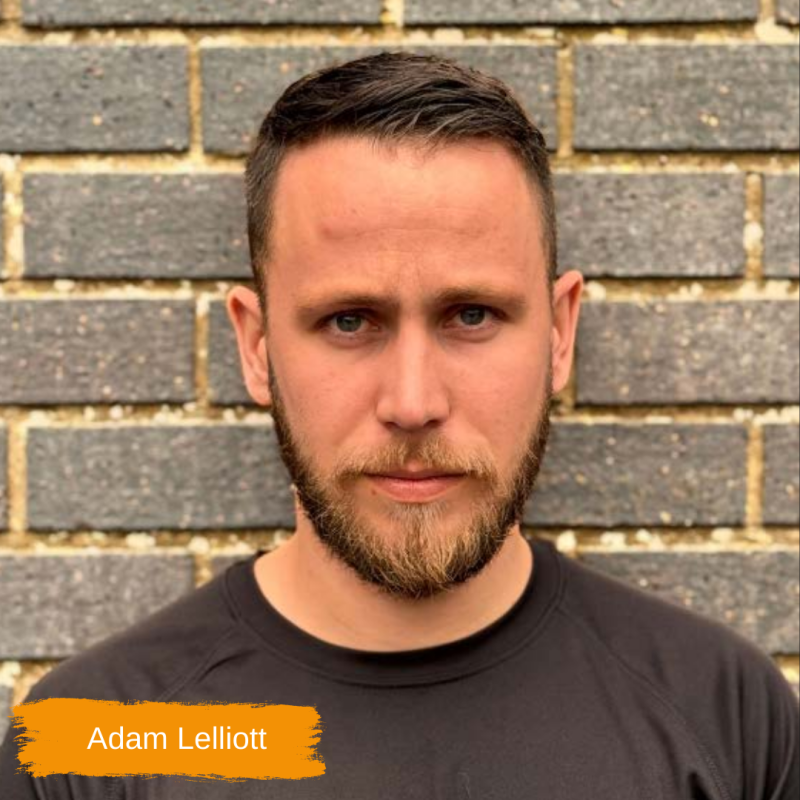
[1,278,797,302]
[745,173,766,280]
[2,0,20,26]
[1,165,23,282]
[0,22,797,46]
[0,531,288,551]
[556,38,575,159]
[382,0,404,30]
[761,0,778,22]
[775,655,800,673]
[12,662,59,707]
[194,293,212,413]
[6,416,28,547]
[10,152,799,173]
[1,405,797,427]
[186,34,205,160]
[1,528,797,551]
[746,422,766,529]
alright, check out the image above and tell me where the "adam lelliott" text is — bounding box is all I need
[87,727,268,750]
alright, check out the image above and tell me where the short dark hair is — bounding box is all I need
[245,50,557,321]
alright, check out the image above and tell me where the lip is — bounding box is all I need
[367,474,465,502]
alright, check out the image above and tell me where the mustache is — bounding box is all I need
[332,437,499,484]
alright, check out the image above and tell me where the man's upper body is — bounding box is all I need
[3,52,798,799]
[2,535,798,799]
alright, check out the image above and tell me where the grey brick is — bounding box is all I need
[202,45,558,156]
[406,0,758,25]
[778,0,800,24]
[0,178,4,280]
[0,684,11,745]
[0,301,195,406]
[574,46,800,152]
[0,46,189,153]
[576,302,800,406]
[764,175,800,279]
[525,423,748,528]
[27,426,295,531]
[578,550,800,655]
[22,0,383,27]
[0,554,194,659]
[763,425,800,527]
[0,427,7,531]
[556,173,747,278]
[208,300,253,407]
[23,174,250,280]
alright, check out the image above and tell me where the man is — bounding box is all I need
[1,51,798,799]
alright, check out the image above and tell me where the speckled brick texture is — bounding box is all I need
[556,173,747,278]
[0,178,4,278]
[526,423,749,528]
[763,426,800,527]
[763,175,800,279]
[405,0,759,25]
[576,302,800,406]
[574,45,800,152]
[0,554,195,658]
[0,301,196,405]
[23,173,250,280]
[0,46,189,153]
[0,427,6,531]
[21,0,384,27]
[26,426,296,531]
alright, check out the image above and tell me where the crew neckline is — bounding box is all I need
[225,535,563,688]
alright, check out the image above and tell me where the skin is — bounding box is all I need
[227,135,583,652]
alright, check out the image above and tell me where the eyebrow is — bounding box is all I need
[295,284,529,321]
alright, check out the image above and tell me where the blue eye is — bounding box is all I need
[333,313,365,333]
[458,307,488,327]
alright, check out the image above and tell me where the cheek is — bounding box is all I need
[458,340,549,445]
[279,359,372,449]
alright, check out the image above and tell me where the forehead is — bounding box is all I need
[268,135,544,298]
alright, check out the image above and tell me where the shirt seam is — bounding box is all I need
[556,602,733,800]
[222,548,566,689]
[110,615,242,800]
[154,627,243,703]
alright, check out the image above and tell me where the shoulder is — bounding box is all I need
[555,548,799,796]
[24,564,244,705]
[555,547,795,694]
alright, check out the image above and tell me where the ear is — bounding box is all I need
[225,286,272,407]
[550,270,584,395]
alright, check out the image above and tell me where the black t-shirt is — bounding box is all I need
[2,536,798,799]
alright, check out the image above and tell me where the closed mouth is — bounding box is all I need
[368,470,465,481]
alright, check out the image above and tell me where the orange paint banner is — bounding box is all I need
[9,698,326,782]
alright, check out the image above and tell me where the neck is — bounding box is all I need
[253,512,534,653]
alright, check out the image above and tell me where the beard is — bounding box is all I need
[267,359,553,601]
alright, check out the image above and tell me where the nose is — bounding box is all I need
[375,325,451,432]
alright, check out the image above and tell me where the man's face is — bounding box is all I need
[260,136,560,600]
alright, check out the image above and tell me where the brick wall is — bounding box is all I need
[1,0,799,737]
